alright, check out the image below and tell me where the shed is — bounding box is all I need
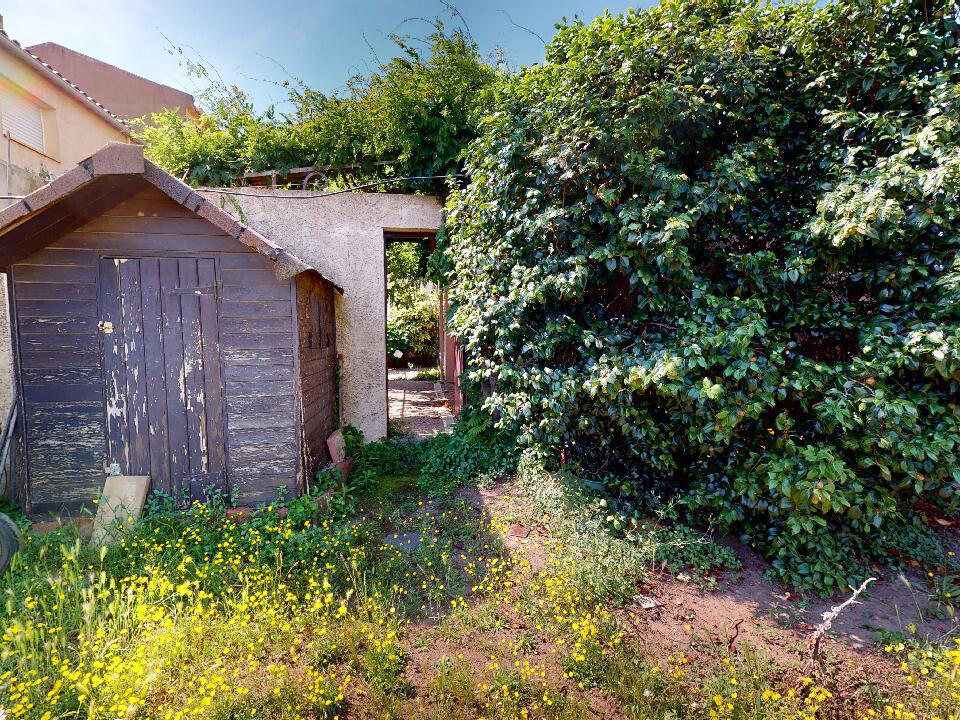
[0,143,342,515]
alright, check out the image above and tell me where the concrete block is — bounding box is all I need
[327,429,347,464]
[143,161,192,204]
[0,199,31,229]
[88,143,145,176]
[194,198,242,237]
[22,165,94,212]
[90,475,150,547]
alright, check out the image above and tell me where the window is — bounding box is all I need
[1,87,44,151]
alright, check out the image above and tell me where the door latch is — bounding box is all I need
[98,320,114,335]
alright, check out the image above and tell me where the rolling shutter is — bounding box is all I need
[1,89,44,151]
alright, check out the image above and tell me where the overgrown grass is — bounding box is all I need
[515,453,739,599]
[0,444,956,718]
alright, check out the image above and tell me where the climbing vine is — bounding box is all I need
[446,0,960,593]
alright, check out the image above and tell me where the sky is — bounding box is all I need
[4,0,653,113]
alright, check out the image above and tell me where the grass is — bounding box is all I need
[0,454,957,719]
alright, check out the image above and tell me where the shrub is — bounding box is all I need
[387,289,439,366]
[418,412,520,496]
[445,0,960,593]
[342,413,519,498]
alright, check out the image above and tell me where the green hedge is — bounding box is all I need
[446,0,960,593]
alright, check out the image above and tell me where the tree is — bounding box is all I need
[135,24,502,191]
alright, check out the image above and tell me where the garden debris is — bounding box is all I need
[632,593,661,610]
[89,475,150,548]
[29,516,93,536]
[507,523,531,538]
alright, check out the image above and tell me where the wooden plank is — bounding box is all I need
[228,427,295,446]
[17,299,97,317]
[31,443,103,471]
[226,395,293,415]
[24,384,101,403]
[220,284,292,302]
[225,380,294,397]
[22,367,101,387]
[14,282,96,300]
[220,332,294,351]
[20,350,99,369]
[0,176,138,268]
[103,190,193,218]
[229,455,297,476]
[58,232,245,253]
[223,363,296,382]
[219,317,294,335]
[217,253,270,269]
[25,403,105,492]
[222,348,294,366]
[20,334,98,352]
[219,301,291,319]
[219,268,279,285]
[196,257,226,489]
[139,258,171,495]
[228,408,295,430]
[99,258,129,473]
[17,316,99,335]
[16,249,97,266]
[178,258,209,482]
[25,400,103,420]
[13,264,97,283]
[119,259,150,475]
[159,258,190,494]
[75,215,223,236]
[229,441,299,463]
[231,479,293,505]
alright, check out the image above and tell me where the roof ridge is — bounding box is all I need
[0,143,342,293]
[26,42,196,104]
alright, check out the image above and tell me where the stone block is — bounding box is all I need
[327,429,347,464]
[89,475,150,547]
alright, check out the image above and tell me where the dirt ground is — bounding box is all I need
[444,482,957,680]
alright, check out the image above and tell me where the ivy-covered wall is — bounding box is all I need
[446,0,960,593]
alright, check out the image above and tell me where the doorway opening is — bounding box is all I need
[383,231,455,438]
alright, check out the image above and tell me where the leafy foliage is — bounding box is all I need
[341,413,519,498]
[387,289,439,366]
[445,0,960,593]
[136,25,501,189]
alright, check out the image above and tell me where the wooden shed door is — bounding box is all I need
[99,257,226,500]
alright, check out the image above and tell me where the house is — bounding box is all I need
[0,19,131,197]
[27,43,199,122]
[0,144,341,515]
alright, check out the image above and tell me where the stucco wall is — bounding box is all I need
[198,189,442,441]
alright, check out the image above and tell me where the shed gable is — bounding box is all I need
[11,187,305,513]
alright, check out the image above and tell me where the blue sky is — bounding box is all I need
[6,1,652,112]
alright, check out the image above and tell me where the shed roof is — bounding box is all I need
[0,143,342,292]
